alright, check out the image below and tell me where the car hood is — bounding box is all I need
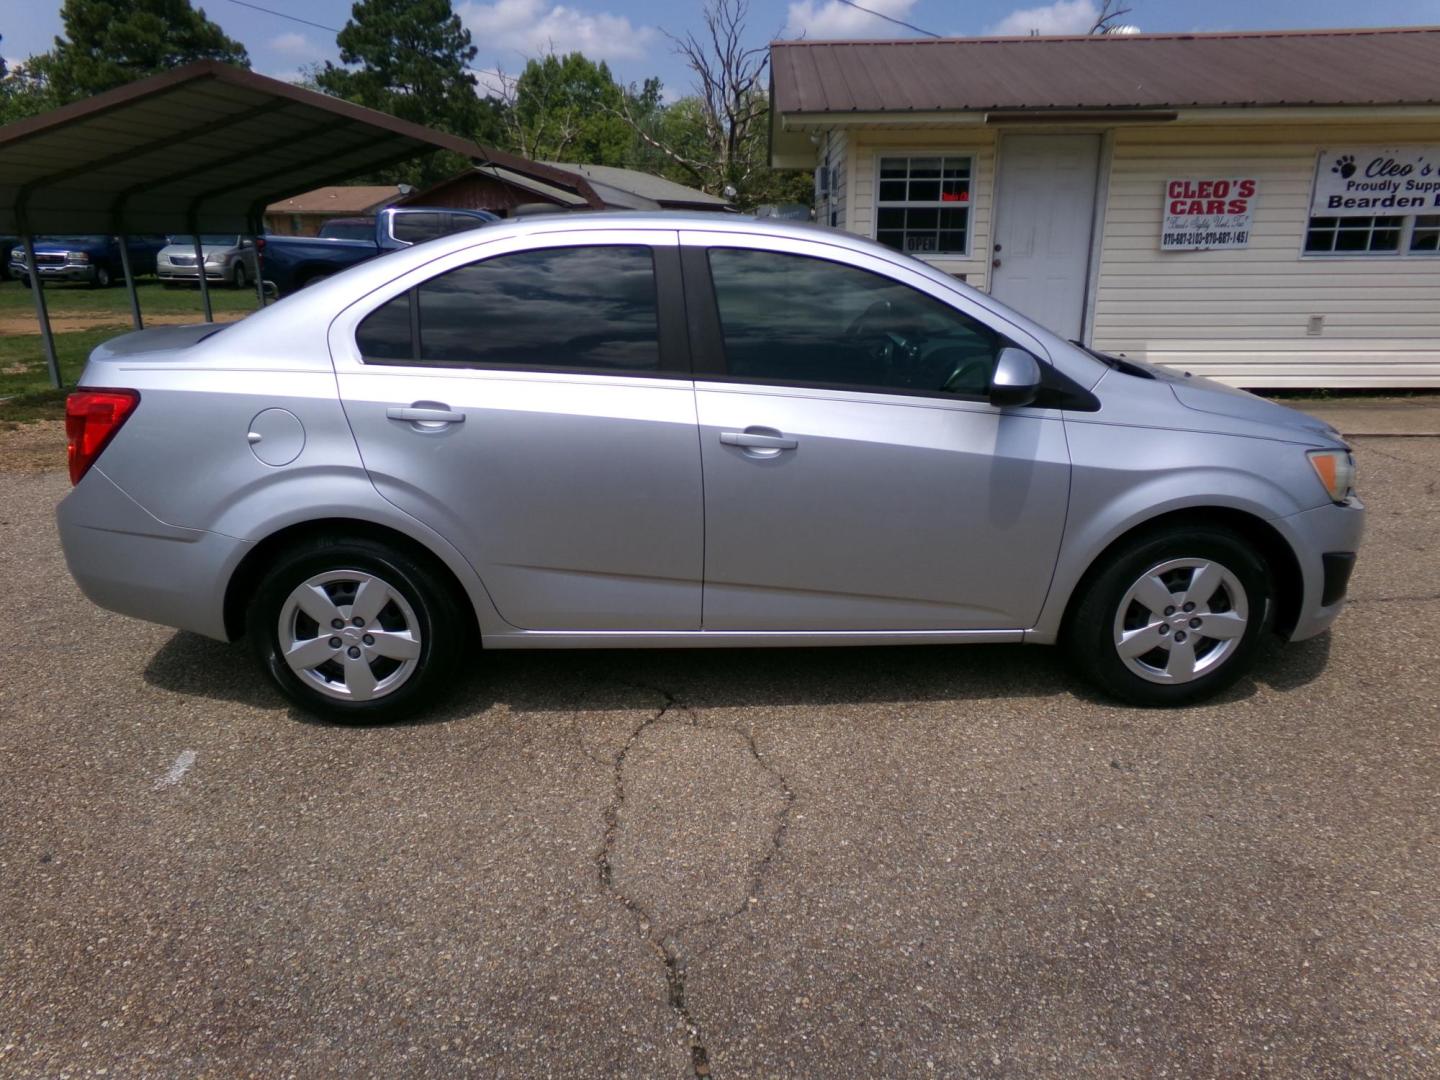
[159,244,235,257]
[1105,356,1344,446]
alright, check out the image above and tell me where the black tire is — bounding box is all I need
[233,262,248,289]
[1064,525,1273,707]
[93,266,112,288]
[246,535,468,723]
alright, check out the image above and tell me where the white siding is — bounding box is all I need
[846,129,997,289]
[1092,123,1440,387]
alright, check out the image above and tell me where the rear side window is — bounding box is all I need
[391,212,441,244]
[706,248,1003,396]
[355,245,660,374]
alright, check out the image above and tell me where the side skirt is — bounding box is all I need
[483,629,1029,649]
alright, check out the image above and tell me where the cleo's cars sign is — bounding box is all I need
[1162,178,1256,250]
[1313,148,1440,216]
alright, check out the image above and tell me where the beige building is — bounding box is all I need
[770,28,1440,387]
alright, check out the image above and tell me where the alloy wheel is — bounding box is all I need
[276,569,422,701]
[1111,558,1249,685]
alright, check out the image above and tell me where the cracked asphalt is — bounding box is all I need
[1,433,1437,1078]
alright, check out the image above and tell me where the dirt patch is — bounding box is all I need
[0,420,65,472]
[0,310,249,335]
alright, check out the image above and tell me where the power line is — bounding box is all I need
[221,0,516,84]
[224,0,340,35]
[830,0,940,38]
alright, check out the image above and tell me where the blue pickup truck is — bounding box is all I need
[7,234,169,288]
[260,205,498,296]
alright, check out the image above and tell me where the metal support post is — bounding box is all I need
[117,235,143,330]
[193,233,214,323]
[21,235,62,389]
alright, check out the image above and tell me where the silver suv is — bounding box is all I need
[57,214,1363,720]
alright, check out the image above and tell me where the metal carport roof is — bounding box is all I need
[0,60,602,236]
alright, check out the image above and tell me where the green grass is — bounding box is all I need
[0,327,131,421]
[0,276,259,318]
[0,277,260,421]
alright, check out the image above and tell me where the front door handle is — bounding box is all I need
[720,431,798,451]
[386,405,465,425]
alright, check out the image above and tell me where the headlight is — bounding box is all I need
[68,252,89,264]
[1307,448,1356,503]
[205,256,223,265]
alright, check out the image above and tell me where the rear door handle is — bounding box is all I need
[386,406,465,425]
[719,431,797,450]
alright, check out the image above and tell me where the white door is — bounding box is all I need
[990,134,1100,341]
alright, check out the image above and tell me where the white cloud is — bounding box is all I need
[784,0,921,39]
[459,0,658,64]
[268,32,320,60]
[988,0,1099,36]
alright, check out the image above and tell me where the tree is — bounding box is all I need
[1089,1,1136,34]
[0,34,58,124]
[35,0,249,103]
[616,0,810,208]
[501,52,644,166]
[317,0,501,186]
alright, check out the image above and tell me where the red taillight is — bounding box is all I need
[65,389,140,485]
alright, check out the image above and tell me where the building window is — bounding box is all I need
[1303,213,1440,256]
[875,156,972,256]
[1411,216,1440,254]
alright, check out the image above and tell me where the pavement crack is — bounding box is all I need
[593,681,793,1079]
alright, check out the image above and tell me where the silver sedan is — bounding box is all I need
[56,214,1364,720]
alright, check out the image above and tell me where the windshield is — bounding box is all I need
[169,235,239,246]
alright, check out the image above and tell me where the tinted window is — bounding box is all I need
[392,212,441,243]
[356,293,413,362]
[446,213,487,233]
[706,249,1003,395]
[370,246,660,372]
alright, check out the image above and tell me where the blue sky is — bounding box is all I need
[4,0,1440,98]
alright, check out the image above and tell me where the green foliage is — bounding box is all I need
[506,52,641,167]
[32,0,249,103]
[1,31,58,126]
[316,0,500,186]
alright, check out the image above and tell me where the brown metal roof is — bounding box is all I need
[0,61,601,235]
[265,185,401,216]
[771,26,1440,115]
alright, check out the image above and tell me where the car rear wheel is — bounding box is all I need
[247,536,466,723]
[1065,525,1273,706]
[233,262,248,289]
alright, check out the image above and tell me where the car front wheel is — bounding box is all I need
[1065,525,1273,706]
[247,536,466,723]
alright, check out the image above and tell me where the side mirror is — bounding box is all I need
[989,347,1042,408]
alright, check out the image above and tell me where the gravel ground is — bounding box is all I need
[0,437,1436,1078]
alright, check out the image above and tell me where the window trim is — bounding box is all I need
[871,151,976,260]
[350,238,692,379]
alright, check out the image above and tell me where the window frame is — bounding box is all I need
[1298,212,1433,258]
[871,152,976,260]
[344,234,691,380]
[680,239,1033,407]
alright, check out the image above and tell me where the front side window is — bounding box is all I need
[356,245,660,374]
[706,248,1003,396]
[875,155,972,256]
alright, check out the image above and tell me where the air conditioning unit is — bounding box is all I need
[814,165,832,198]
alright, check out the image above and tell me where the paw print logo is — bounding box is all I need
[1332,154,1357,179]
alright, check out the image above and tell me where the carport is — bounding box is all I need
[0,61,602,388]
